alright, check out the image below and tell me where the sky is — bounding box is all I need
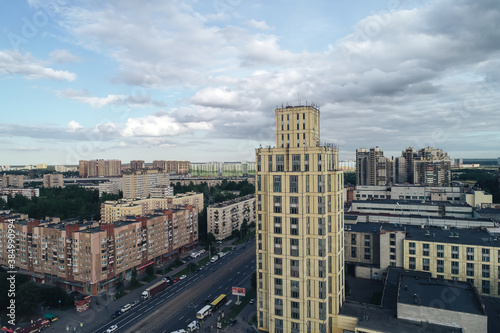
[0,0,499,166]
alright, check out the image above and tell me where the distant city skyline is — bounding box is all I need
[1,0,499,165]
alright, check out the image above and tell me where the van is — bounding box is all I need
[187,320,197,332]
[120,304,131,313]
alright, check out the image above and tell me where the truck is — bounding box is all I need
[141,280,167,300]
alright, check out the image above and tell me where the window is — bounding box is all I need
[351,234,356,245]
[257,175,261,191]
[451,246,459,259]
[274,237,282,255]
[467,263,474,277]
[290,175,299,193]
[409,257,416,269]
[351,247,357,258]
[437,260,444,273]
[291,280,300,298]
[390,233,396,239]
[304,154,309,171]
[409,242,416,255]
[291,238,299,256]
[482,280,490,294]
[257,156,261,171]
[274,196,282,213]
[290,197,299,214]
[437,244,444,258]
[317,154,322,172]
[290,218,299,235]
[292,154,301,171]
[276,155,284,172]
[273,176,281,192]
[364,235,371,247]
[467,247,474,261]
[422,243,429,256]
[482,264,490,278]
[422,258,430,271]
[268,155,273,171]
[318,175,325,193]
[364,248,371,260]
[290,259,300,277]
[482,248,490,262]
[451,261,459,275]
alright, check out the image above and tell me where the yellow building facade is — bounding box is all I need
[256,105,345,333]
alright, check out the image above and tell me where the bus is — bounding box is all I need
[196,305,212,320]
[210,294,227,312]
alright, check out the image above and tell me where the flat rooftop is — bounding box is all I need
[340,302,463,333]
[347,222,500,247]
[399,274,486,316]
[352,199,471,207]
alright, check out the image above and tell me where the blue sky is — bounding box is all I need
[1,0,499,165]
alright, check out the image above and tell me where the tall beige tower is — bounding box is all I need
[256,105,345,333]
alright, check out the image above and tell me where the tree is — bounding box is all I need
[251,271,256,290]
[17,281,40,316]
[146,265,155,277]
[131,268,139,287]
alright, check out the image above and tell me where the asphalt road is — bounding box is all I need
[92,242,256,333]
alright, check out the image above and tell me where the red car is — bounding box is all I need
[173,277,179,283]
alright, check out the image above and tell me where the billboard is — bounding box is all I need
[232,287,246,296]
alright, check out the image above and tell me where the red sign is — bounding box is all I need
[232,287,246,296]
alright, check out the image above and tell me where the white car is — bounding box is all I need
[120,304,131,313]
[106,325,118,333]
[179,274,187,280]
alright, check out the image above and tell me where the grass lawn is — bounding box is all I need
[220,289,256,329]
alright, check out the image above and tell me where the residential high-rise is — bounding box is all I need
[255,105,344,333]
[355,147,390,186]
[42,174,64,188]
[78,159,122,177]
[130,160,145,171]
[1,174,24,188]
[122,169,170,199]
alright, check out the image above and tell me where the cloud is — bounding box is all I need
[67,120,83,132]
[122,112,213,137]
[0,50,76,81]
[247,20,273,30]
[56,89,166,108]
[49,49,81,63]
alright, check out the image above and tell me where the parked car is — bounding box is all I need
[131,300,140,307]
[179,275,186,280]
[249,298,254,304]
[111,310,122,318]
[173,277,179,283]
[106,324,118,332]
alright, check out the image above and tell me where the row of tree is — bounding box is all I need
[0,186,120,220]
[452,168,500,202]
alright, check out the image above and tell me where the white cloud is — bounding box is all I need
[122,112,213,137]
[247,19,273,30]
[56,89,165,108]
[49,49,81,63]
[0,50,76,81]
[67,120,83,132]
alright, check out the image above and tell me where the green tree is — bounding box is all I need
[131,268,139,287]
[146,265,155,277]
[17,281,40,316]
[251,271,256,290]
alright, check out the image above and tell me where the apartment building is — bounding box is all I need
[0,206,197,296]
[190,161,256,177]
[101,192,204,223]
[122,169,170,199]
[354,185,464,202]
[255,105,345,333]
[1,174,24,188]
[0,188,39,199]
[153,160,190,175]
[98,178,123,197]
[344,221,500,298]
[350,199,474,219]
[355,147,390,186]
[43,174,64,188]
[207,194,255,240]
[130,160,145,171]
[78,159,122,177]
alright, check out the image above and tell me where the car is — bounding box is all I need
[163,276,171,283]
[249,298,254,304]
[120,304,131,313]
[229,318,237,326]
[181,259,187,264]
[173,277,179,283]
[106,324,118,333]
[179,275,186,280]
[131,300,140,307]
[203,298,211,304]
[111,310,122,318]
[194,269,199,273]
